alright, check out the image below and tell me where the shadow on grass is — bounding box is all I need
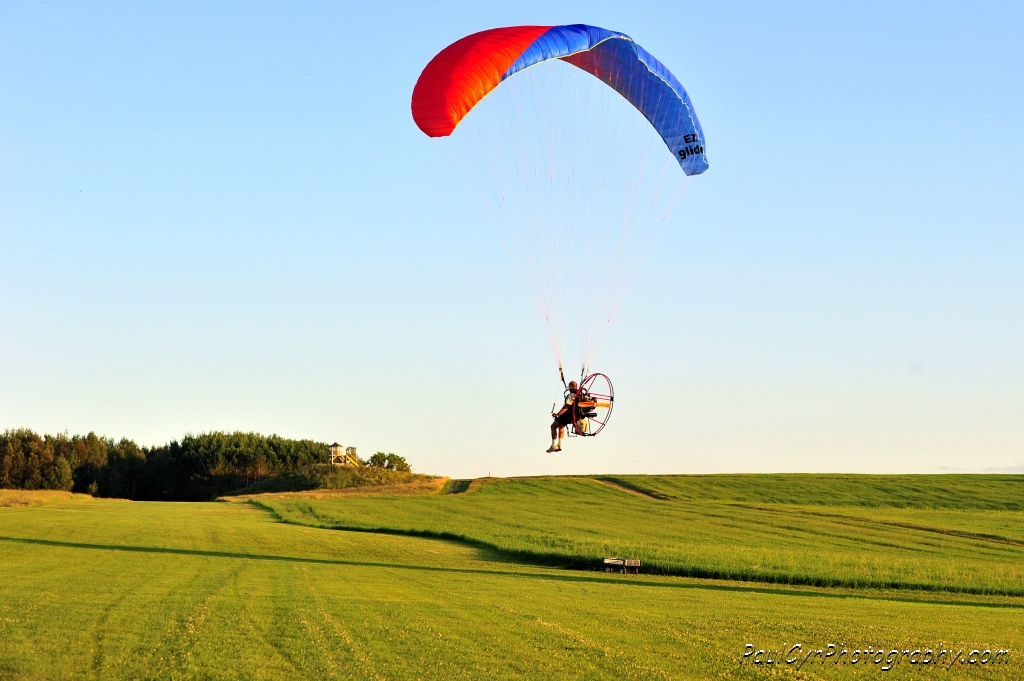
[2,534,1021,611]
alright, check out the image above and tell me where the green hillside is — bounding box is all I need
[221,464,437,496]
[260,474,1024,595]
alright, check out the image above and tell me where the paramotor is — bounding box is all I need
[571,373,614,437]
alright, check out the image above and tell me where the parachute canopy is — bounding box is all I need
[413,25,708,376]
[412,24,708,175]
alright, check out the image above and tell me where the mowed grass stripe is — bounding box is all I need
[731,503,1024,547]
[601,474,1024,508]
[259,475,1024,595]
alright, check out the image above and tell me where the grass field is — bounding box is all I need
[259,475,1024,595]
[1,478,1021,680]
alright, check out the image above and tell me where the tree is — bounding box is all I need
[42,457,74,491]
[366,452,411,472]
[62,432,110,494]
[385,453,411,472]
[0,429,67,489]
[102,439,147,499]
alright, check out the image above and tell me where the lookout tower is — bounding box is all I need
[329,443,361,466]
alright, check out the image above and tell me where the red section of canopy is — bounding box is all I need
[411,26,552,137]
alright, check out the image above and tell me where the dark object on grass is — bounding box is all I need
[603,557,641,574]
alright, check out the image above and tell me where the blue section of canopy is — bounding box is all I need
[502,24,708,176]
[504,25,626,77]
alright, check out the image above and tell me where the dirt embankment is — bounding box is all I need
[0,490,97,507]
[222,476,449,501]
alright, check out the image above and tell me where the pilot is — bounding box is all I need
[547,381,579,452]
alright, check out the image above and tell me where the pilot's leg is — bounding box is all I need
[548,421,565,452]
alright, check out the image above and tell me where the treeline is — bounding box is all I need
[0,429,407,501]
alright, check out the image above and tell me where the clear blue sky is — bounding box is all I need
[2,1,1021,477]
